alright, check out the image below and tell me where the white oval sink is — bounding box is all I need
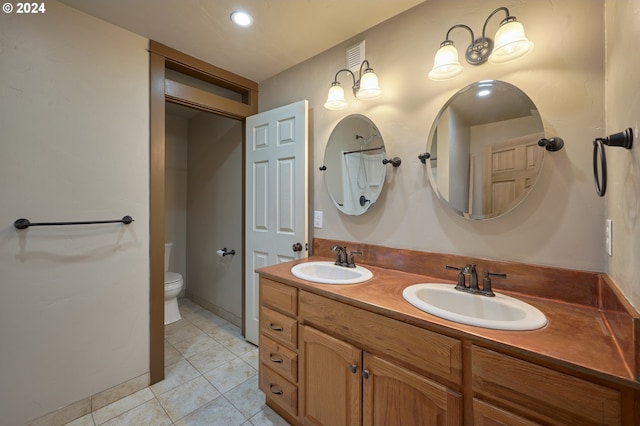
[402,283,547,331]
[291,261,373,285]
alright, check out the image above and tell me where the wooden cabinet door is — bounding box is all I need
[362,353,462,426]
[300,325,361,426]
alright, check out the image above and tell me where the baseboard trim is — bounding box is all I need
[26,373,149,426]
[185,292,242,328]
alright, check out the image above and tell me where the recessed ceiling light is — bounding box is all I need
[230,11,253,27]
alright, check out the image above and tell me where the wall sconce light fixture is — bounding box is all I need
[324,60,382,110]
[428,7,534,81]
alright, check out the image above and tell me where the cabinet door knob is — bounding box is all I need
[269,323,283,332]
[269,384,283,395]
[349,364,357,374]
[269,354,284,364]
[362,369,370,379]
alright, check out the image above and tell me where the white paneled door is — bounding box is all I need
[244,100,308,345]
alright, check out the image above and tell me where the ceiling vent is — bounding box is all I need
[347,41,365,73]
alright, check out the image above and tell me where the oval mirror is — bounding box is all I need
[323,114,387,215]
[426,80,545,220]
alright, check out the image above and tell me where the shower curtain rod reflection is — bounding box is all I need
[342,146,384,155]
[14,215,134,230]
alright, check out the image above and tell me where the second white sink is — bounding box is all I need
[402,283,547,331]
[291,261,373,285]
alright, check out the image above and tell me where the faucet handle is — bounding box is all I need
[446,265,467,290]
[347,251,362,268]
[481,272,506,297]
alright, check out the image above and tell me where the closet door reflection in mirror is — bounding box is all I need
[323,115,387,215]
[426,80,545,220]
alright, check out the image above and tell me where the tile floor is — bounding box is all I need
[64,299,289,426]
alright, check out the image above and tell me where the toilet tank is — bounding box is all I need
[164,243,173,272]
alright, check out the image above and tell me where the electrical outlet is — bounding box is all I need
[605,219,613,256]
[314,211,323,228]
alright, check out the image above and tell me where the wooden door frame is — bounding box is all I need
[149,41,258,384]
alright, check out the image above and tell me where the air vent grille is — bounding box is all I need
[347,41,365,72]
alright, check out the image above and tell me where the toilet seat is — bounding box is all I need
[164,272,183,293]
[165,271,182,285]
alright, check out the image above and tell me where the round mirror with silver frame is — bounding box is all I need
[323,114,386,215]
[426,80,545,220]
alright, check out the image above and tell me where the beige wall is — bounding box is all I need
[1,1,637,423]
[187,113,243,324]
[260,0,611,282]
[165,113,188,280]
[605,0,640,308]
[0,2,149,424]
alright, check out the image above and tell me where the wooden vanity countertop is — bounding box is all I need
[257,257,640,388]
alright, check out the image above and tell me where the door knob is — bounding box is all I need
[292,242,303,252]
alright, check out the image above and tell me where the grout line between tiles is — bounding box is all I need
[62,298,280,426]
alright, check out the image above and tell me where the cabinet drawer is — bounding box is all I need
[261,306,298,349]
[472,345,621,425]
[473,399,539,426]
[260,365,298,418]
[260,335,298,383]
[300,290,462,386]
[261,277,298,316]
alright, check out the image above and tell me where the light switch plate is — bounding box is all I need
[314,211,323,228]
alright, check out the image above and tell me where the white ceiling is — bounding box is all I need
[59,0,426,83]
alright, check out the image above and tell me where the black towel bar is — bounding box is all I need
[14,216,134,230]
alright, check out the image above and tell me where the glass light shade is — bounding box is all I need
[356,70,382,100]
[230,11,253,27]
[324,83,347,110]
[488,20,534,63]
[428,43,463,81]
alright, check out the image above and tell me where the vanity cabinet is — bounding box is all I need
[300,325,462,425]
[472,345,622,425]
[258,273,637,426]
[362,350,462,425]
[299,325,362,425]
[258,278,300,421]
[472,399,539,426]
[299,290,463,426]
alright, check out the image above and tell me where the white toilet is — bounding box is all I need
[164,243,184,325]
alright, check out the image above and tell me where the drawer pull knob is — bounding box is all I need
[362,369,370,379]
[349,364,357,374]
[269,384,283,395]
[269,354,284,364]
[269,323,284,332]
